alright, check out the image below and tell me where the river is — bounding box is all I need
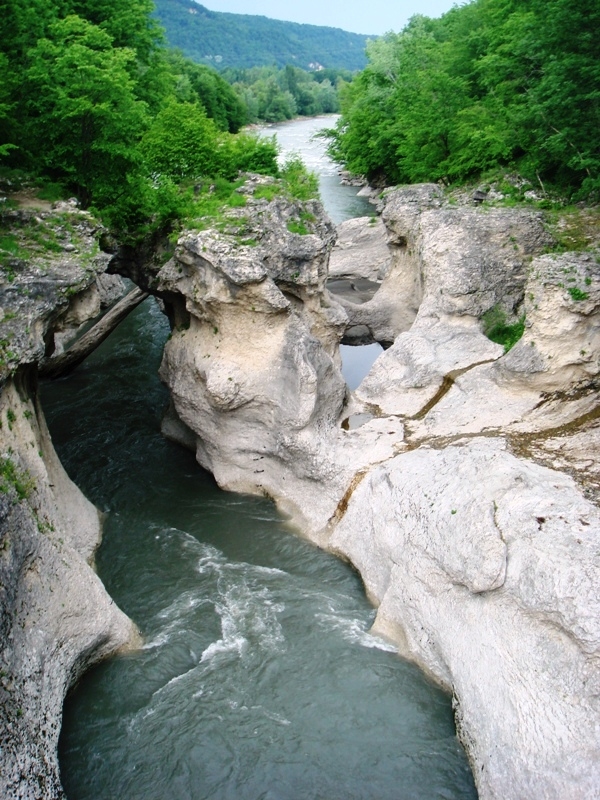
[45,116,477,799]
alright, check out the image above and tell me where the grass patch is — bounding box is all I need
[169,157,319,240]
[36,182,66,202]
[253,184,279,202]
[482,306,525,352]
[0,234,26,276]
[187,178,249,231]
[544,206,600,253]
[28,228,64,253]
[280,156,319,201]
[0,456,35,501]
[287,210,317,236]
[567,287,589,301]
[0,234,21,256]
[287,220,310,235]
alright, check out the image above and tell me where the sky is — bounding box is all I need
[200,0,461,36]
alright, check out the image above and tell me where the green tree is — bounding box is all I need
[330,0,600,196]
[166,50,246,132]
[140,100,222,179]
[25,16,148,207]
[141,99,278,181]
[65,0,162,61]
[0,54,17,158]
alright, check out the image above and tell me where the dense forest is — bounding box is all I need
[223,65,351,123]
[328,0,600,199]
[0,0,285,236]
[153,0,369,71]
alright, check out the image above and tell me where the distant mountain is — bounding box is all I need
[153,0,371,71]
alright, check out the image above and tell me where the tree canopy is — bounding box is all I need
[329,0,600,197]
[222,64,348,124]
[0,0,279,235]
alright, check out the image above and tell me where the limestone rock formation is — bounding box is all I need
[329,216,391,283]
[328,438,600,800]
[0,205,139,798]
[156,179,600,799]
[157,190,410,532]
[409,251,600,441]
[0,205,124,381]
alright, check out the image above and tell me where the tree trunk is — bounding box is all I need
[40,286,149,379]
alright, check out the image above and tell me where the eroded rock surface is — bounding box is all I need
[0,204,126,380]
[0,204,139,798]
[157,190,407,533]
[328,438,600,800]
[156,180,600,799]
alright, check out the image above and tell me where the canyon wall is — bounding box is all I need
[156,180,600,799]
[2,181,598,799]
[0,204,139,798]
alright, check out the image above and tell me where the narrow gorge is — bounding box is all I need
[1,118,599,800]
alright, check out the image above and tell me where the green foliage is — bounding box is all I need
[280,157,319,201]
[0,0,285,237]
[119,101,278,234]
[329,0,600,198]
[482,306,525,352]
[286,211,317,235]
[221,64,347,123]
[153,0,369,71]
[567,287,589,301]
[252,184,279,202]
[0,0,330,243]
[544,206,600,253]
[222,134,279,178]
[287,220,309,235]
[66,0,163,61]
[0,54,17,159]
[0,456,35,501]
[191,179,247,220]
[141,101,223,180]
[24,15,149,208]
[36,182,66,202]
[0,235,22,258]
[166,49,246,132]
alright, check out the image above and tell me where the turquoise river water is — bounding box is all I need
[43,117,478,799]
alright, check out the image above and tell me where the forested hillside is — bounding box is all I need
[153,0,370,71]
[329,0,600,198]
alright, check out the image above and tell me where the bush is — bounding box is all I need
[220,133,279,180]
[482,306,525,352]
[280,156,319,200]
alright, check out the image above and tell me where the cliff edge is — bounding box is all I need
[0,201,139,798]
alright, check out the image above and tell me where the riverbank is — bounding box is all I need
[0,201,140,798]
